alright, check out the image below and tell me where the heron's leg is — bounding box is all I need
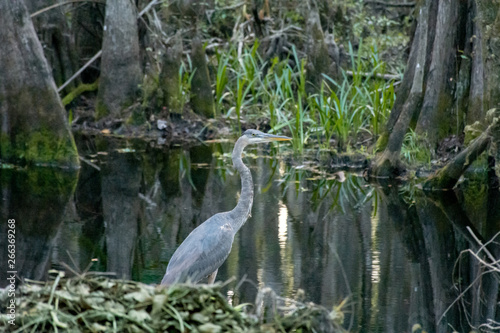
[207,269,218,284]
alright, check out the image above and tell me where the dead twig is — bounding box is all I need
[57,0,161,92]
[346,70,401,81]
[30,0,105,18]
[363,0,416,8]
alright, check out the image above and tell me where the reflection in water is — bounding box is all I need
[1,136,499,332]
[370,212,380,284]
[277,201,288,250]
[0,168,78,283]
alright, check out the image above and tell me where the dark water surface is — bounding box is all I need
[1,134,499,332]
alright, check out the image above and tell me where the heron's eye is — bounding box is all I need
[252,133,256,136]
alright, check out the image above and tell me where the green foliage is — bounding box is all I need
[401,129,431,165]
[210,40,396,154]
[215,50,230,116]
[178,57,196,114]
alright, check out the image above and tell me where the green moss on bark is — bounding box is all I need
[62,80,99,106]
[1,127,79,168]
[190,37,215,118]
[95,90,111,119]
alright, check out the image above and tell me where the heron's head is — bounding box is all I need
[242,129,292,144]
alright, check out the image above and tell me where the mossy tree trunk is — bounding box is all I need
[0,0,79,167]
[96,0,142,119]
[370,0,430,177]
[73,2,105,83]
[26,0,79,94]
[305,0,339,91]
[190,35,215,118]
[160,33,184,115]
[370,0,500,179]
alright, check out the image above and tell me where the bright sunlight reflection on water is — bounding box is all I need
[277,201,288,250]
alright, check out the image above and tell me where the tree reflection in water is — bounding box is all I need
[1,136,499,332]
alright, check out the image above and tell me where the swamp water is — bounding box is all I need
[1,134,499,332]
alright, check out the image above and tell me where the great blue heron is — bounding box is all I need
[161,129,291,285]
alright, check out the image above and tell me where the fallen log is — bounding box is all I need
[423,108,500,190]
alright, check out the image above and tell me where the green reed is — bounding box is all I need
[210,39,396,154]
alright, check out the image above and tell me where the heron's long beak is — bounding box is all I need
[263,133,292,141]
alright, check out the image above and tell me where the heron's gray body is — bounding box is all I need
[161,212,244,284]
[161,129,289,285]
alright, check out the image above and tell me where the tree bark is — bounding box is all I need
[423,109,499,190]
[370,0,500,183]
[369,0,430,177]
[0,0,79,167]
[423,133,489,190]
[26,0,79,93]
[96,0,142,119]
[415,0,464,143]
[73,2,105,83]
[305,0,340,91]
[160,33,183,115]
[190,35,215,118]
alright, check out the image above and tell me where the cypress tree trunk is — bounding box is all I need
[26,0,79,93]
[190,35,215,118]
[414,1,466,142]
[305,0,339,90]
[0,0,79,167]
[96,0,142,119]
[370,0,500,180]
[160,33,184,115]
[73,2,105,83]
[369,0,430,177]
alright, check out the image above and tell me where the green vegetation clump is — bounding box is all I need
[401,130,431,165]
[0,273,345,332]
[207,40,398,154]
[134,0,411,155]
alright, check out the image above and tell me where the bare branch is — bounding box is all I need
[58,0,161,92]
[363,0,416,8]
[30,0,105,18]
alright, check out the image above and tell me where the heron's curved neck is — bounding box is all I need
[230,137,253,232]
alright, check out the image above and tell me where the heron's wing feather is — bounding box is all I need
[162,213,234,284]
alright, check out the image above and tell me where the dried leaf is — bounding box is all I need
[124,289,152,303]
[198,323,222,333]
[128,309,151,322]
[191,312,209,323]
[151,294,167,316]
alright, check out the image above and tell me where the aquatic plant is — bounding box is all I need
[177,57,196,114]
[215,49,230,116]
[401,129,431,165]
[210,38,397,154]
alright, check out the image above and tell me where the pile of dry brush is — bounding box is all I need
[0,271,345,333]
